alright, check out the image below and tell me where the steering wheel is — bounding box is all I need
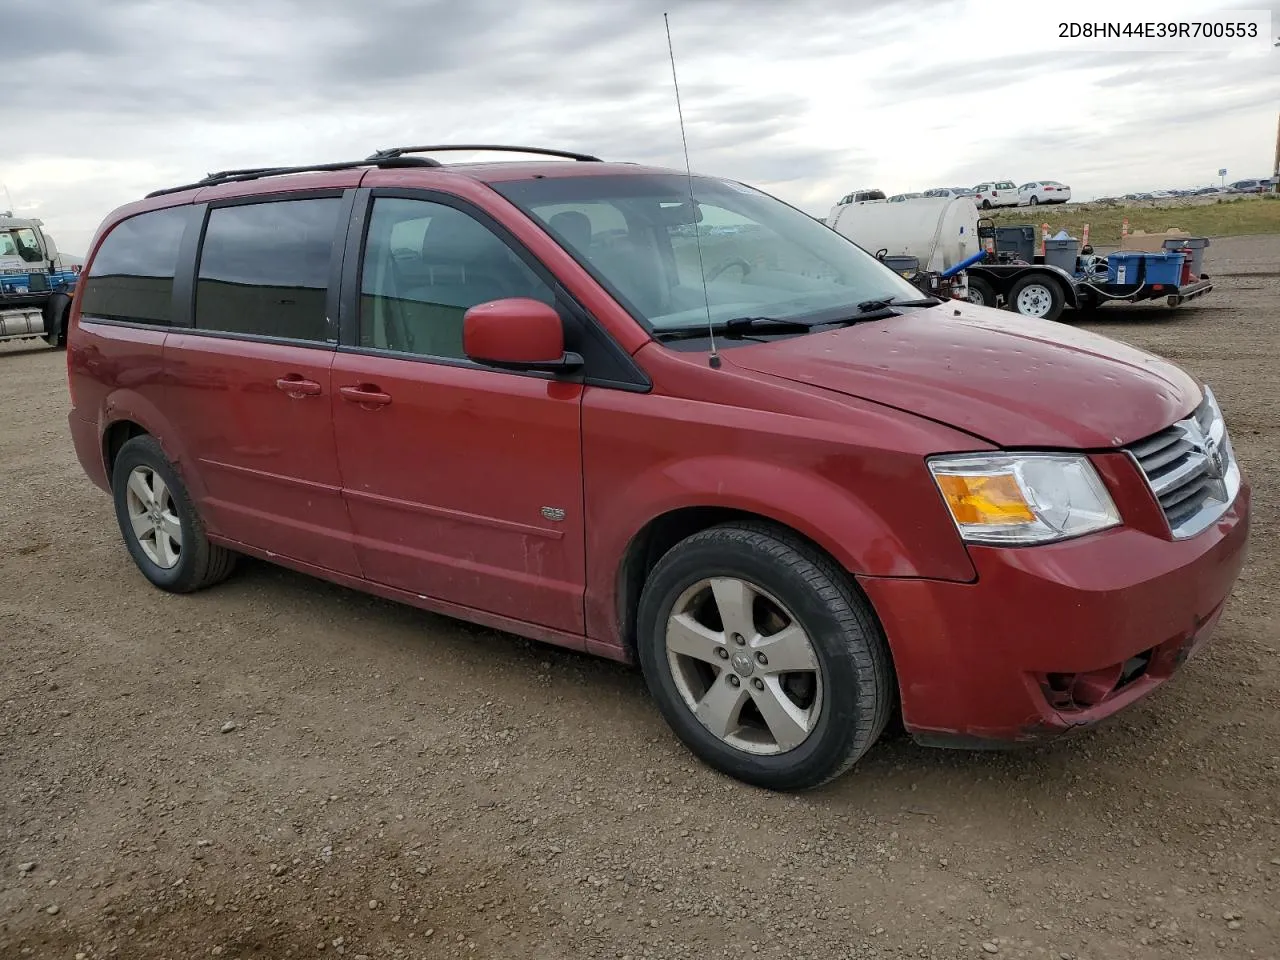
[706,258,752,282]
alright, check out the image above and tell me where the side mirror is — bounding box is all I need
[462,298,583,373]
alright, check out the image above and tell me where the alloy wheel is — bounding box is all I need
[125,465,183,569]
[665,577,824,756]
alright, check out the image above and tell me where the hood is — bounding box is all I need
[724,302,1200,448]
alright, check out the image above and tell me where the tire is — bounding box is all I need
[42,293,71,349]
[966,275,997,308]
[635,521,894,791]
[981,199,992,209]
[1029,196,1039,206]
[111,434,237,593]
[1007,274,1065,322]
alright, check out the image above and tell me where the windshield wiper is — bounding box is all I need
[722,316,816,336]
[654,297,943,343]
[654,316,817,341]
[856,295,943,312]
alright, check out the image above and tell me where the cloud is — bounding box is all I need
[1,0,1275,255]
[877,51,1120,98]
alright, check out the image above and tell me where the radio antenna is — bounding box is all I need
[664,12,720,369]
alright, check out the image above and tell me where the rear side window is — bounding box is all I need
[79,206,195,325]
[194,197,341,342]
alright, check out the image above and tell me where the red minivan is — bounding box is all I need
[65,145,1250,790]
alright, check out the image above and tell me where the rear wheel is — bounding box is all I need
[42,293,71,349]
[111,434,237,593]
[1008,274,1066,322]
[635,522,894,791]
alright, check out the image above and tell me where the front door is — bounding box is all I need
[331,194,586,632]
[163,194,361,576]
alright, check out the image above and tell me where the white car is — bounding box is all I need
[1018,181,1072,206]
[923,187,973,199]
[970,180,1019,209]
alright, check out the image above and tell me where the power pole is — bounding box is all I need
[1274,111,1280,188]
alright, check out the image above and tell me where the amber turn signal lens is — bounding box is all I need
[935,473,1036,526]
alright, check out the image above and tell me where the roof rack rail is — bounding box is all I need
[203,166,280,180]
[144,155,442,199]
[143,144,598,200]
[367,144,602,163]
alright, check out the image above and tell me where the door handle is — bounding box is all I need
[275,376,322,397]
[339,384,392,407]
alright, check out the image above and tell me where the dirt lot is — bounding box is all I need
[2,236,1278,960]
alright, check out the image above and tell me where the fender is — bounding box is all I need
[97,387,217,531]
[583,453,978,651]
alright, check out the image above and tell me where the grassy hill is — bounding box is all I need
[987,195,1280,244]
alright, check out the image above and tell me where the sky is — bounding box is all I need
[2,0,1277,257]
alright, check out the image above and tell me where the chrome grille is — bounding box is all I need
[1126,387,1241,539]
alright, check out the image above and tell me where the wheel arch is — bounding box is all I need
[102,419,150,489]
[94,388,204,501]
[614,505,893,665]
[616,506,907,749]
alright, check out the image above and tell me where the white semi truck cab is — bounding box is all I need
[0,213,79,348]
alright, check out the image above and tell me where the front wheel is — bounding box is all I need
[635,522,895,791]
[967,275,997,308]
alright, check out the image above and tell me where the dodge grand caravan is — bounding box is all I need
[65,144,1250,791]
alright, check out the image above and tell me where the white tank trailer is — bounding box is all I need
[825,195,1086,322]
[826,196,983,275]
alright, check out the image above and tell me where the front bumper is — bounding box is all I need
[860,479,1251,746]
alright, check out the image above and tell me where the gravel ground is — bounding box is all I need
[2,236,1277,960]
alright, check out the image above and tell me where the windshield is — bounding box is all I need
[0,228,43,264]
[490,173,925,333]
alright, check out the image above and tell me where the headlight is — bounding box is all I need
[928,452,1121,545]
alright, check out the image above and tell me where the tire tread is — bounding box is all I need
[638,519,895,790]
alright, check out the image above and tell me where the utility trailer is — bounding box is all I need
[827,195,1213,323]
[963,219,1214,322]
[0,213,79,349]
[827,196,1090,322]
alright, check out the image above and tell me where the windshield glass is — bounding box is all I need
[490,173,925,333]
[0,228,43,263]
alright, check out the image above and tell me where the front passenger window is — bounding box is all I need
[358,197,555,359]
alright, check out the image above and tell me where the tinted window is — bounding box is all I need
[79,206,194,325]
[358,197,554,359]
[194,197,341,341]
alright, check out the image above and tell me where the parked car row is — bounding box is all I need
[966,181,1073,208]
[836,181,1073,210]
[1095,178,1276,203]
